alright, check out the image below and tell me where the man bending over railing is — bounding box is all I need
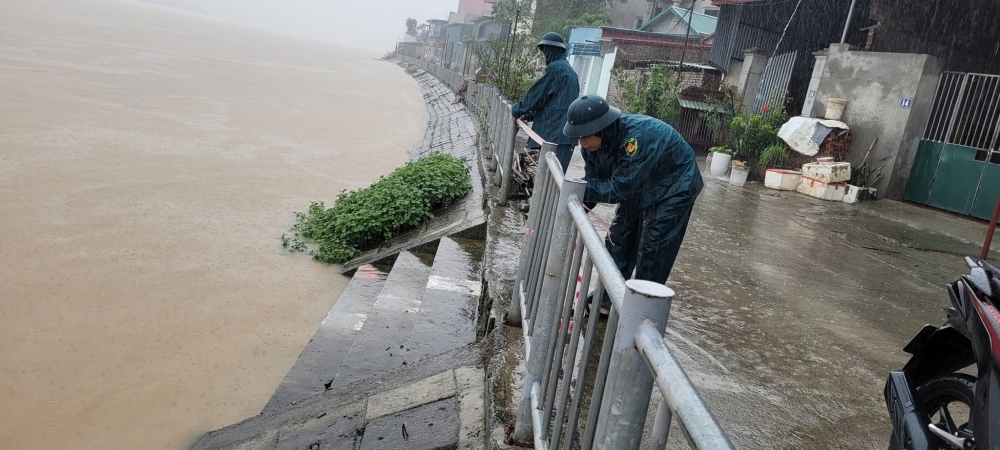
[563,95,704,315]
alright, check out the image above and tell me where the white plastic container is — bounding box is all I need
[825,98,848,121]
[797,176,847,202]
[843,184,862,204]
[710,153,732,178]
[729,165,750,187]
[802,162,851,183]
[764,169,803,191]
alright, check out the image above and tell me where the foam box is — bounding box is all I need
[802,162,851,183]
[797,176,847,202]
[764,169,802,191]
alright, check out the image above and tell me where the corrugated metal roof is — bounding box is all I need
[640,6,718,37]
[679,99,719,111]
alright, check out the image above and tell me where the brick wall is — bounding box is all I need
[615,41,712,65]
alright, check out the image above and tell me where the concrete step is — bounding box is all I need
[191,344,481,450]
[265,264,390,411]
[327,250,436,389]
[404,236,484,362]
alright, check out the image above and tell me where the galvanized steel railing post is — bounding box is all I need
[512,177,586,443]
[490,96,500,173]
[498,101,516,205]
[649,394,673,449]
[593,280,675,450]
[508,142,556,324]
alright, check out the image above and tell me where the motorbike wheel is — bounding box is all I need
[920,374,976,445]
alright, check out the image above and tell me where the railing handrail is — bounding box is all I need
[511,145,734,449]
[516,118,546,146]
[397,53,732,450]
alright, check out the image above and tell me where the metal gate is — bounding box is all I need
[754,51,796,111]
[905,72,1000,219]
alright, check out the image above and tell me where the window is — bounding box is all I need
[636,16,643,29]
[704,8,719,17]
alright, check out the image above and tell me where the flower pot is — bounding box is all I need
[710,153,732,178]
[825,98,848,121]
[729,164,750,187]
[859,187,878,203]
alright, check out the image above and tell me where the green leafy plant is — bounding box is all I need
[729,94,789,179]
[848,162,884,189]
[611,65,681,125]
[709,146,733,155]
[535,12,612,38]
[759,144,790,168]
[286,152,471,263]
[700,88,743,147]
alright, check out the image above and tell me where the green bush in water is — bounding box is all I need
[285,152,471,263]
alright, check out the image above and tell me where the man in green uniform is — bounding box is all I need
[511,32,580,172]
[564,95,703,314]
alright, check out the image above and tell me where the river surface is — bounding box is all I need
[0,1,424,448]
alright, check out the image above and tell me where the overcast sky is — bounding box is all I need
[169,0,461,53]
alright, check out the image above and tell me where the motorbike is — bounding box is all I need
[885,256,1000,449]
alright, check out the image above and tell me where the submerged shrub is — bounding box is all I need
[285,152,471,263]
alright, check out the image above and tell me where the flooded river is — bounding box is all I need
[0,0,424,448]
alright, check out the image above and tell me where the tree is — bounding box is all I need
[531,0,624,35]
[405,18,418,37]
[611,65,682,126]
[470,0,540,101]
[535,11,611,37]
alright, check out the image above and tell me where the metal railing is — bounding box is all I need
[400,54,731,449]
[399,56,517,205]
[507,143,734,450]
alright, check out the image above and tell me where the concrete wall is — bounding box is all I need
[808,44,943,199]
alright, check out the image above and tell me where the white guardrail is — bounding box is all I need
[400,55,734,450]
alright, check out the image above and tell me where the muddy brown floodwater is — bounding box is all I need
[0,1,425,448]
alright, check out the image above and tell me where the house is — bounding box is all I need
[601,26,712,66]
[444,22,475,69]
[424,19,449,62]
[443,0,496,71]
[565,26,720,109]
[466,14,512,74]
[397,41,425,59]
[710,0,1000,218]
[638,6,716,43]
[709,0,871,112]
[450,0,495,24]
[607,0,717,30]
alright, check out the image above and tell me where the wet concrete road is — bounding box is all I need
[541,151,993,448]
[643,173,982,448]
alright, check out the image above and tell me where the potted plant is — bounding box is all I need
[708,146,733,178]
[844,138,884,204]
[845,162,884,203]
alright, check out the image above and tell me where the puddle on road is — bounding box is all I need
[0,1,425,448]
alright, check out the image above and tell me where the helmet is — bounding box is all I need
[537,32,567,50]
[563,95,622,138]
